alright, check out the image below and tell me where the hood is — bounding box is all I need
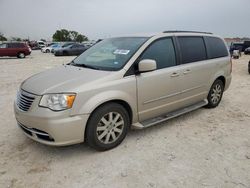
[21,65,113,95]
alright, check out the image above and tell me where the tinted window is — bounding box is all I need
[178,37,207,64]
[141,38,176,69]
[8,43,24,48]
[0,44,7,48]
[205,37,228,58]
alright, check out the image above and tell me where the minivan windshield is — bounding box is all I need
[71,37,148,71]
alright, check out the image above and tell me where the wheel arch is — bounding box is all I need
[83,99,133,142]
[17,51,26,57]
[209,71,226,89]
[216,75,226,87]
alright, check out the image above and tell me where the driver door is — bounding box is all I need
[136,37,183,121]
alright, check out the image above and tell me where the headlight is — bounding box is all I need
[39,93,76,111]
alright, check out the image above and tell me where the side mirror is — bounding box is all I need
[138,59,157,73]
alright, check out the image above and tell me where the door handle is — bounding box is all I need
[171,72,180,77]
[183,69,191,75]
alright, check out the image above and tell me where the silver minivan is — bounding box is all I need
[14,31,232,150]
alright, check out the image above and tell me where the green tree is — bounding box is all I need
[75,34,88,42]
[52,29,71,42]
[11,37,22,41]
[52,29,88,42]
[0,32,7,41]
[69,31,78,41]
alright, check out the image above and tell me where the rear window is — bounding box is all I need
[205,37,228,58]
[178,37,207,64]
[8,43,25,48]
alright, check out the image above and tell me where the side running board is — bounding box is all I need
[132,100,208,129]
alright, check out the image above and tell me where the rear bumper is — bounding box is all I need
[14,101,89,146]
[25,51,31,56]
[224,75,232,91]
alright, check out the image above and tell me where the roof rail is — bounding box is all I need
[163,30,213,34]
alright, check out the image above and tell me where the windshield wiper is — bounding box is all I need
[69,61,100,70]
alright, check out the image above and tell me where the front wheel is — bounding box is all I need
[205,79,224,108]
[86,103,129,151]
[17,52,25,58]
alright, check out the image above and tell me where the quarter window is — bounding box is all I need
[205,37,228,58]
[178,37,207,64]
[141,38,176,69]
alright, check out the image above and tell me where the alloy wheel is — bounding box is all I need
[211,84,222,104]
[96,112,124,144]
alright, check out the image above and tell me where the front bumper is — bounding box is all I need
[14,97,89,146]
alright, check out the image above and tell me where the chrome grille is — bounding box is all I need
[16,90,36,111]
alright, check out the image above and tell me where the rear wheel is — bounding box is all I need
[46,49,50,53]
[17,52,25,58]
[86,103,129,151]
[205,79,224,108]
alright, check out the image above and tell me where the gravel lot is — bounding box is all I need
[0,51,249,188]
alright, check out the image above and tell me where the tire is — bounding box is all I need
[86,103,130,151]
[205,79,224,108]
[46,49,50,53]
[17,52,25,58]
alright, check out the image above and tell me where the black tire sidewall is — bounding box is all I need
[18,52,25,58]
[207,79,224,108]
[86,103,129,151]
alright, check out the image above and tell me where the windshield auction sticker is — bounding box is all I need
[113,49,130,55]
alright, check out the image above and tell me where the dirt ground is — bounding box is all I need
[0,51,249,188]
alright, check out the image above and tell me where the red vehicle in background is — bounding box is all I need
[0,42,31,58]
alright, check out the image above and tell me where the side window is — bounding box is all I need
[141,38,176,69]
[8,43,19,48]
[0,44,7,48]
[178,37,207,64]
[205,37,228,58]
[8,43,14,48]
[15,43,22,48]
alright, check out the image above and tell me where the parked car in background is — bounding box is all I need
[82,40,96,47]
[232,50,240,59]
[54,44,88,56]
[37,41,46,48]
[14,31,232,150]
[28,41,46,50]
[61,42,77,48]
[41,43,61,53]
[244,47,250,55]
[230,41,250,55]
[0,42,31,58]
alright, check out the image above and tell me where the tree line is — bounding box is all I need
[0,29,88,42]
